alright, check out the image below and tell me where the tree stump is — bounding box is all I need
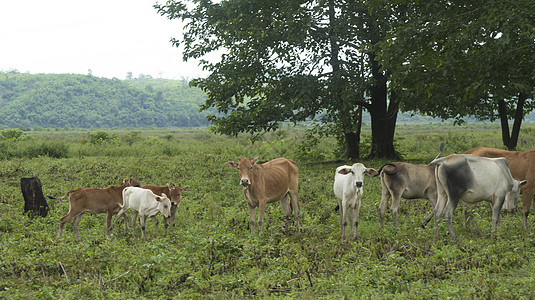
[21,177,49,218]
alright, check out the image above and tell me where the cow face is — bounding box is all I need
[226,157,258,187]
[167,184,190,206]
[155,193,172,218]
[503,179,527,212]
[337,163,379,188]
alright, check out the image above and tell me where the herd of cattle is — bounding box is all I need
[52,145,535,242]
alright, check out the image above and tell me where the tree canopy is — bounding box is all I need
[379,0,535,149]
[156,0,401,159]
[157,0,535,156]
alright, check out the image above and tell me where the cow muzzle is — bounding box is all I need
[240,178,250,187]
[355,181,363,188]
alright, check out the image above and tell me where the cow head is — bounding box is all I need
[337,163,379,188]
[155,193,172,218]
[503,179,527,212]
[123,178,140,187]
[167,184,190,206]
[226,157,258,187]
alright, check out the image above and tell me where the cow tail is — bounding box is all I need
[46,189,76,200]
[377,163,398,176]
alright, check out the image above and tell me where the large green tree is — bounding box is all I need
[379,0,535,150]
[156,0,400,159]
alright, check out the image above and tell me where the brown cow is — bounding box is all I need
[465,146,535,228]
[226,157,300,233]
[141,184,190,231]
[378,162,438,230]
[55,178,140,241]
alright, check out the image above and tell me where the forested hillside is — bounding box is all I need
[0,72,210,129]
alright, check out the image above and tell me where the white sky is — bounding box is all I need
[0,0,207,80]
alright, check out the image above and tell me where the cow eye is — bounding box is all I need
[250,166,253,170]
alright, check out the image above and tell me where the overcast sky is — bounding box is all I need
[0,0,207,80]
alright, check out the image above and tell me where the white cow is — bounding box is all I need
[111,187,172,238]
[333,163,378,240]
[431,154,527,240]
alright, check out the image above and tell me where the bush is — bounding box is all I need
[87,130,117,145]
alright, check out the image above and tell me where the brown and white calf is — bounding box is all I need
[431,154,526,240]
[465,146,535,228]
[55,178,140,241]
[226,157,300,233]
[378,162,438,229]
[111,187,172,239]
[142,184,190,228]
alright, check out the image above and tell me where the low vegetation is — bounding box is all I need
[1,126,534,298]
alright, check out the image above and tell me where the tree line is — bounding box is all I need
[155,0,535,158]
[0,72,211,129]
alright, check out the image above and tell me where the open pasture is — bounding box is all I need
[1,126,535,298]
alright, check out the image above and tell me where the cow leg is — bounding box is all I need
[434,173,450,241]
[340,200,348,240]
[522,191,534,229]
[379,179,390,230]
[280,194,292,232]
[163,217,169,236]
[139,215,148,238]
[111,208,127,234]
[491,196,505,238]
[421,194,437,228]
[170,204,178,226]
[57,204,84,241]
[288,189,300,232]
[72,214,83,241]
[57,212,74,241]
[105,211,115,237]
[130,210,139,238]
[247,203,256,233]
[151,215,159,235]
[258,201,267,232]
[444,200,458,241]
[349,199,361,240]
[390,192,402,230]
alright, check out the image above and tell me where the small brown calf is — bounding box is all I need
[55,178,140,241]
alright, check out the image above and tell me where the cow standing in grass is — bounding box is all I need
[112,187,172,238]
[142,184,190,232]
[226,157,300,233]
[54,178,140,241]
[333,163,378,240]
[378,162,438,230]
[465,146,535,228]
[430,154,526,240]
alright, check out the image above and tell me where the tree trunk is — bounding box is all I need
[367,52,399,159]
[498,93,526,150]
[21,177,49,218]
[509,92,526,150]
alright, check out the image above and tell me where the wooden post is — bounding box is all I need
[21,177,49,218]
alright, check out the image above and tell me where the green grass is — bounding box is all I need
[1,126,535,298]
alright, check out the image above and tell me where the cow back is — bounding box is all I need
[249,158,298,203]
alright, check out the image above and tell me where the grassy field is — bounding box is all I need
[1,125,535,299]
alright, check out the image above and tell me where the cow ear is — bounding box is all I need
[155,196,162,202]
[338,168,351,175]
[252,157,259,164]
[182,186,190,192]
[366,168,379,176]
[226,161,238,168]
[161,193,168,198]
[520,180,528,187]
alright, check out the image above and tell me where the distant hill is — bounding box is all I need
[0,72,211,129]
